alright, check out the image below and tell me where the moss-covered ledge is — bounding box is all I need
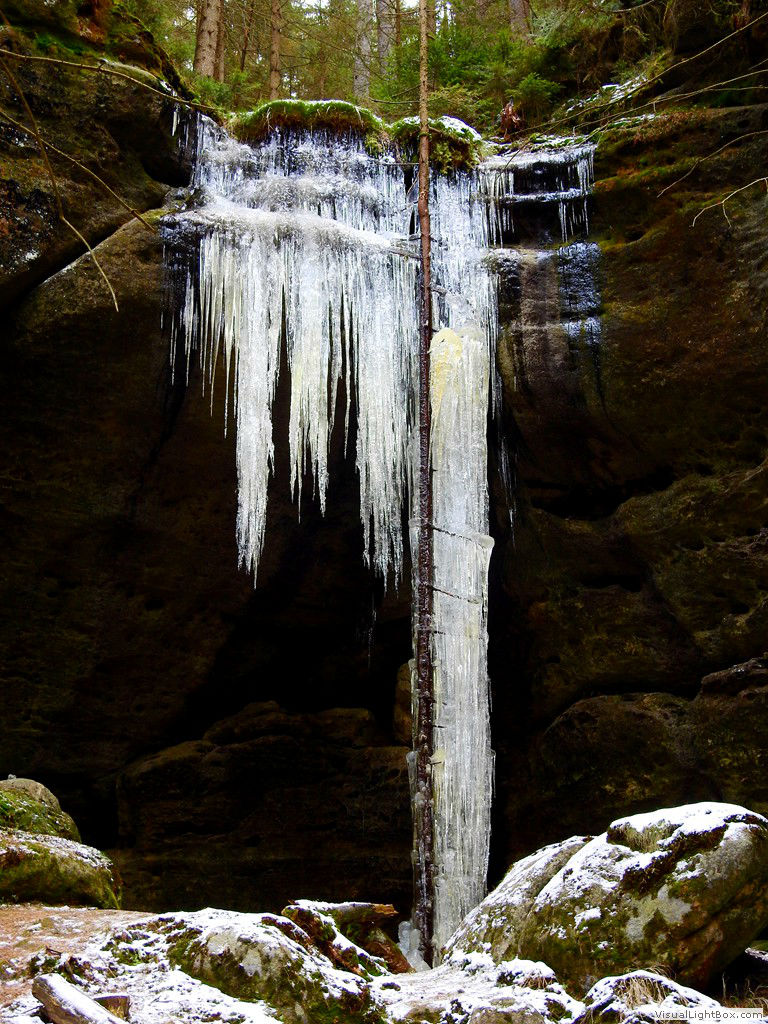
[229,99,491,171]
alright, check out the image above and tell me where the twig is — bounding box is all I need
[0,105,155,231]
[62,216,119,310]
[658,129,768,196]
[0,51,119,310]
[691,177,768,227]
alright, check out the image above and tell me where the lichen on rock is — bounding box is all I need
[447,802,768,993]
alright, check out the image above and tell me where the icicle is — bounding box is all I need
[426,325,494,954]
[164,119,597,959]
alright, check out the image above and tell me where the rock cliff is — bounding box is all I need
[2,0,767,912]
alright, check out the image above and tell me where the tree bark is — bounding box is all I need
[239,0,255,72]
[353,0,375,101]
[425,0,436,37]
[376,0,394,69]
[414,0,435,970]
[193,0,221,77]
[269,0,283,99]
[508,0,531,36]
[214,5,227,83]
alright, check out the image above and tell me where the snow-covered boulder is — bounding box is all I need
[574,970,722,1024]
[374,950,584,1024]
[0,829,118,908]
[447,802,768,992]
[155,908,387,1023]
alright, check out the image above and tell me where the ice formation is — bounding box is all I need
[164,116,595,953]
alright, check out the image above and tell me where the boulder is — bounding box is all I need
[154,908,387,1024]
[447,802,768,992]
[0,784,80,841]
[373,952,584,1024]
[0,829,119,908]
[574,970,722,1024]
[0,778,62,810]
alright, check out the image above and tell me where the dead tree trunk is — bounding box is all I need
[413,0,435,970]
[32,975,126,1024]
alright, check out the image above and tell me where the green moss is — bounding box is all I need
[0,790,80,841]
[389,115,488,172]
[0,829,119,909]
[230,100,389,154]
[231,102,490,171]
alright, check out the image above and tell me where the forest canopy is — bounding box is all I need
[91,0,761,132]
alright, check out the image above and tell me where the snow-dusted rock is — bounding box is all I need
[447,802,768,992]
[446,835,590,963]
[574,970,722,1024]
[0,829,118,908]
[373,950,584,1023]
[154,908,387,1023]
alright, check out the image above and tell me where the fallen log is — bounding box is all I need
[32,974,127,1024]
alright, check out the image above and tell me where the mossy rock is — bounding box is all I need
[0,829,119,908]
[448,803,768,994]
[157,909,387,1024]
[230,100,389,154]
[0,789,80,841]
[389,115,487,171]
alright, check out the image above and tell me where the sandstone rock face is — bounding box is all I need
[493,107,768,864]
[448,803,768,993]
[113,704,411,914]
[0,829,119,907]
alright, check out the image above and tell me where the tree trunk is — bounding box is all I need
[376,0,394,69]
[395,0,401,47]
[413,0,435,971]
[193,0,221,77]
[353,0,375,101]
[32,975,125,1024]
[239,0,255,71]
[508,0,531,36]
[214,5,227,83]
[269,0,282,99]
[425,0,436,37]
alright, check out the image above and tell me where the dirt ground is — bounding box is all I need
[0,904,146,1010]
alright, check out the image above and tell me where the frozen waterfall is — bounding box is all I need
[164,117,595,955]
